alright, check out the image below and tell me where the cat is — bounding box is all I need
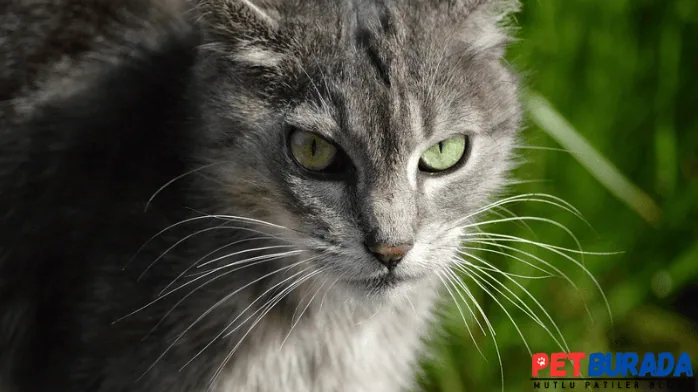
[0,0,521,391]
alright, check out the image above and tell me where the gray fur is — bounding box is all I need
[0,0,521,391]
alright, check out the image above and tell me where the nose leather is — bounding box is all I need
[365,242,413,269]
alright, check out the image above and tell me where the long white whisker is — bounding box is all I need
[159,249,304,300]
[186,211,296,232]
[465,234,613,324]
[438,271,487,337]
[280,277,327,349]
[124,215,225,270]
[436,272,487,360]
[318,277,340,312]
[159,235,280,295]
[196,244,298,269]
[145,162,231,212]
[443,268,504,391]
[179,266,322,372]
[141,251,308,339]
[457,258,569,354]
[447,193,588,231]
[463,238,594,322]
[207,269,324,390]
[459,245,555,278]
[458,252,570,353]
[492,206,537,238]
[458,216,587,264]
[137,256,313,379]
[222,267,324,340]
[514,145,571,153]
[453,262,532,355]
[139,223,254,281]
[464,232,620,256]
[125,213,292,271]
[461,240,579,290]
[114,250,303,326]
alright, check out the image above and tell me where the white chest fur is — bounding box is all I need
[214,289,438,392]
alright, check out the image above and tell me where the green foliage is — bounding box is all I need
[418,1,698,391]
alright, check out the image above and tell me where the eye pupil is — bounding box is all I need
[418,135,468,173]
[289,129,345,175]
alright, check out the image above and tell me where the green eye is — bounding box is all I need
[418,135,468,172]
[289,130,338,172]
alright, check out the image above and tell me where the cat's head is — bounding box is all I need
[192,0,521,297]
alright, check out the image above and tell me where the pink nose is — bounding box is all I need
[366,243,413,269]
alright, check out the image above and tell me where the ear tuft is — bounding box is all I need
[455,0,521,57]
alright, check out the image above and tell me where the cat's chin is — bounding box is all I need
[337,271,428,300]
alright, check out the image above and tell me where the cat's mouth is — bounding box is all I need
[344,271,420,291]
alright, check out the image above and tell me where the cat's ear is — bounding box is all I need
[447,0,520,58]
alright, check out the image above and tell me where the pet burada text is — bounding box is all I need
[531,352,694,378]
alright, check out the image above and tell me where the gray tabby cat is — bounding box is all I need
[0,0,521,391]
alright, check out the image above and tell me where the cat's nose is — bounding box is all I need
[365,242,413,270]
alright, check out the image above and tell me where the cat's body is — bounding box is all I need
[0,0,521,391]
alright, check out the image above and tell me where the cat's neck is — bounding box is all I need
[211,266,441,392]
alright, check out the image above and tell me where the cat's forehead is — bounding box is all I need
[285,80,423,162]
[199,0,520,149]
[282,33,485,152]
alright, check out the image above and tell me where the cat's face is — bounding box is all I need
[194,0,520,297]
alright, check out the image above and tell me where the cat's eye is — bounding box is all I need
[418,135,468,173]
[289,130,339,172]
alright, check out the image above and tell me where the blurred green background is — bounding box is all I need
[418,0,698,391]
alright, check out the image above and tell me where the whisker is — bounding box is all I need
[162,250,305,299]
[159,235,280,295]
[141,251,308,340]
[436,272,487,360]
[458,216,586,264]
[280,277,327,349]
[465,234,614,324]
[457,258,569,353]
[505,179,552,185]
[461,239,592,320]
[453,261,532,355]
[458,253,570,353]
[222,267,325,340]
[196,244,299,269]
[136,256,314,379]
[139,223,252,281]
[125,212,293,271]
[145,161,232,212]
[185,210,298,232]
[492,206,536,238]
[179,266,322,373]
[207,269,324,389]
[513,145,571,153]
[458,245,555,278]
[443,268,504,391]
[438,271,487,337]
[445,193,589,233]
[113,250,304,325]
[461,240,577,286]
[318,277,340,312]
[463,232,621,256]
[404,295,419,319]
[124,215,226,270]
